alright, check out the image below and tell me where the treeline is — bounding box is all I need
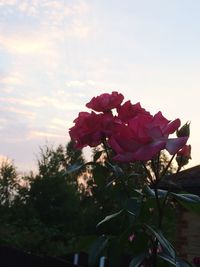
[0,142,175,258]
[0,141,121,257]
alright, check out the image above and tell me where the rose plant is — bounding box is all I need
[68,92,200,267]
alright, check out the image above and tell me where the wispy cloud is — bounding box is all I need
[0,72,23,85]
[0,97,41,108]
[0,106,36,120]
[29,130,64,139]
[48,118,73,131]
[65,80,96,87]
[0,0,90,17]
[0,95,85,113]
[0,0,92,42]
[0,34,52,55]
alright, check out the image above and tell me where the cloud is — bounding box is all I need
[0,117,8,130]
[39,96,83,111]
[48,118,73,131]
[0,34,51,55]
[0,72,23,85]
[0,94,85,114]
[28,130,64,139]
[0,0,17,7]
[65,80,96,87]
[0,97,41,108]
[0,0,92,40]
[0,106,36,120]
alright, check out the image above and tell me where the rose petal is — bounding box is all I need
[166,137,188,155]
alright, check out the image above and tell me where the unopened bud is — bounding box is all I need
[176,155,189,167]
[176,122,190,137]
[176,145,192,167]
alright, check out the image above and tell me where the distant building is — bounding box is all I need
[162,166,200,266]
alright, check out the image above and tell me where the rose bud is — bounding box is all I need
[176,144,192,167]
[176,122,190,137]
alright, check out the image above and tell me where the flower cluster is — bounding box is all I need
[69,92,190,163]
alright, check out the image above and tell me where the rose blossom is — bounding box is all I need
[109,112,188,162]
[117,100,149,123]
[86,91,124,112]
[69,111,119,149]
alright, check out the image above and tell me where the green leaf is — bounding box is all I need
[171,193,200,203]
[144,224,175,259]
[65,163,84,174]
[158,253,177,266]
[92,164,110,187]
[133,189,143,196]
[126,197,142,218]
[171,192,200,214]
[106,162,124,177]
[65,161,97,174]
[138,198,157,224]
[176,258,194,267]
[128,171,141,178]
[97,209,124,227]
[129,252,147,267]
[143,185,168,198]
[88,235,109,267]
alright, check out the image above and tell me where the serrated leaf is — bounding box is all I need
[97,209,124,227]
[129,252,147,267]
[144,224,175,259]
[89,235,109,267]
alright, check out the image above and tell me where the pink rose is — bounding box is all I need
[86,91,124,112]
[109,112,188,162]
[117,101,149,123]
[69,111,118,149]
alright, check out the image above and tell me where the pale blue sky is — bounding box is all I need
[0,0,200,171]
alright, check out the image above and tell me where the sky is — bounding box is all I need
[0,0,200,172]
